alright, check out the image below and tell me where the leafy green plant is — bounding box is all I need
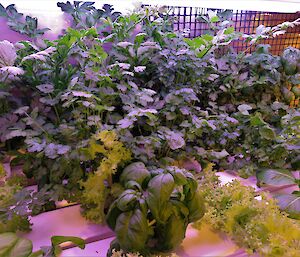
[0,3,299,256]
[80,130,131,223]
[196,170,300,257]
[187,11,300,58]
[0,232,85,257]
[0,179,31,233]
[185,10,240,58]
[106,164,205,256]
[0,4,49,38]
[57,1,121,30]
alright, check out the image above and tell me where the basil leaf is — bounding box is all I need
[124,181,142,191]
[168,166,187,185]
[170,199,189,219]
[115,209,149,252]
[183,172,198,200]
[156,214,187,251]
[185,191,206,222]
[138,197,148,215]
[116,189,138,211]
[146,173,175,223]
[120,162,150,186]
[106,201,122,230]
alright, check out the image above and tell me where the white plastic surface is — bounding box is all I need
[62,224,239,257]
[216,172,259,190]
[177,224,239,257]
[21,205,113,251]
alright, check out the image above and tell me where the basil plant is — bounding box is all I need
[106,162,205,256]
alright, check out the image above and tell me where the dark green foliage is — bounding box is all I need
[0,183,31,233]
[0,4,49,38]
[0,4,299,255]
[57,1,121,30]
[106,164,205,255]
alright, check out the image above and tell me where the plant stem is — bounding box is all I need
[148,219,156,226]
[24,112,50,137]
[48,93,61,124]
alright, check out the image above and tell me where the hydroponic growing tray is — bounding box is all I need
[19,172,295,256]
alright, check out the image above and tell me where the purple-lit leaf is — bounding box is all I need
[238,104,252,115]
[36,84,54,94]
[25,138,46,152]
[71,91,93,98]
[14,106,29,115]
[0,66,24,75]
[56,145,71,155]
[0,40,17,67]
[118,118,134,129]
[134,66,146,73]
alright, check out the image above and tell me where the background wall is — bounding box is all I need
[0,0,299,54]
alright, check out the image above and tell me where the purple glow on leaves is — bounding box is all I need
[134,66,146,73]
[0,66,24,75]
[36,84,54,94]
[72,91,93,98]
[0,40,17,67]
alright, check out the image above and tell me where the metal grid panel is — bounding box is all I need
[164,6,300,55]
